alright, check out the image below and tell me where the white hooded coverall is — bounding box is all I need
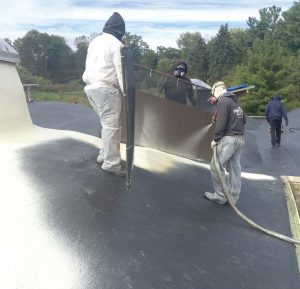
[83,32,124,171]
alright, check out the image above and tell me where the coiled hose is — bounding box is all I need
[213,146,300,245]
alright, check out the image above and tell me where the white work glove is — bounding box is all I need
[211,140,218,149]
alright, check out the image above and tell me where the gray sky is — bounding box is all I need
[0,0,295,49]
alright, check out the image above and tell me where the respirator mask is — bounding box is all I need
[174,64,186,77]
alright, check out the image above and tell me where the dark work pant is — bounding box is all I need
[269,117,282,146]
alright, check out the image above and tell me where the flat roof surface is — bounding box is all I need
[3,101,300,288]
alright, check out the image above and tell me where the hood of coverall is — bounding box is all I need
[208,81,227,104]
[221,90,237,100]
[103,12,125,42]
[274,95,282,101]
[211,81,226,99]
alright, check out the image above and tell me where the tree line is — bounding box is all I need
[6,1,300,115]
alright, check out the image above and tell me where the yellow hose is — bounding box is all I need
[213,146,300,245]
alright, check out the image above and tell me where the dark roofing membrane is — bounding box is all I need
[0,38,20,64]
[24,103,300,288]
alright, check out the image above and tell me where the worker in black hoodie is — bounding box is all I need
[265,95,288,147]
[83,12,126,176]
[161,61,195,106]
[204,82,246,205]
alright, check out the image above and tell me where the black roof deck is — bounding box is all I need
[6,101,299,288]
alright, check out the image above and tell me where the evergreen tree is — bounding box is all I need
[246,5,282,42]
[230,28,250,65]
[207,24,236,82]
[278,1,300,53]
[177,32,208,80]
[280,53,300,109]
[232,37,288,114]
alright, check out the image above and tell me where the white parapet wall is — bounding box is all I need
[0,38,102,147]
[0,61,33,132]
[0,38,33,133]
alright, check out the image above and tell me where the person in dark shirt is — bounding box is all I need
[265,95,288,147]
[204,82,246,205]
[161,61,195,106]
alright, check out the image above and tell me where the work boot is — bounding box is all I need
[111,168,126,177]
[204,192,227,205]
[101,167,126,177]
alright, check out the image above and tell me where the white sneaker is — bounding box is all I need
[101,167,126,177]
[204,192,227,205]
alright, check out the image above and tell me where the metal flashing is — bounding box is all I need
[0,38,20,64]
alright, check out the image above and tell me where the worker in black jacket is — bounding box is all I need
[265,95,288,147]
[204,82,246,205]
[161,61,195,106]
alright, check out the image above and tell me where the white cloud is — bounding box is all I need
[0,0,295,49]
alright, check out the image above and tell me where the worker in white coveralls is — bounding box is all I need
[204,81,246,205]
[83,12,126,177]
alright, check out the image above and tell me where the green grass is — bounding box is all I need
[30,90,91,107]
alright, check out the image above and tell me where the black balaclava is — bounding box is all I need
[103,12,125,41]
[173,61,188,78]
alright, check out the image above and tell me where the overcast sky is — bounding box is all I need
[0,0,295,50]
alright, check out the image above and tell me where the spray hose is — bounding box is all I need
[213,146,300,245]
